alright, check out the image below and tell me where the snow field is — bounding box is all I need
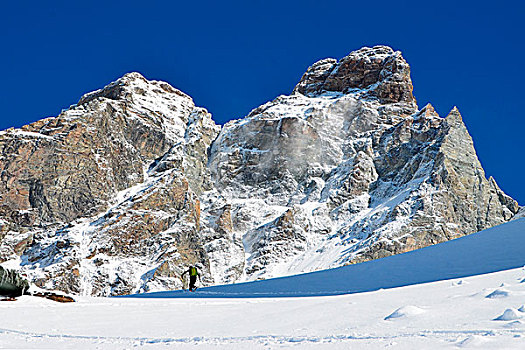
[1,266,525,349]
[2,218,525,348]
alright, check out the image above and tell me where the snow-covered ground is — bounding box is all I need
[1,219,525,349]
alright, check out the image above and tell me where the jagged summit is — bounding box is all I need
[0,47,520,296]
[77,73,140,105]
[293,45,416,107]
[414,103,439,119]
[0,73,221,295]
[76,72,194,127]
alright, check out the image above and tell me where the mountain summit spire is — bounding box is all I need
[0,47,519,296]
[293,45,416,107]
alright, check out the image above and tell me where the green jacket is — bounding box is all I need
[182,266,200,278]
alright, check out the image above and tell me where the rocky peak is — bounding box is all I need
[78,72,190,106]
[293,45,416,107]
[0,72,225,296]
[0,47,520,297]
[77,72,143,105]
[0,71,218,230]
[416,103,439,119]
[445,106,464,125]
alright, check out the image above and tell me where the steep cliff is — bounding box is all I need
[209,45,518,278]
[0,46,519,295]
[0,72,241,295]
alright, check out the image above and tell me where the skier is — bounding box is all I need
[181,265,200,292]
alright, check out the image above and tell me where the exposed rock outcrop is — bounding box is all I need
[0,73,233,295]
[209,46,518,278]
[0,46,519,295]
[294,46,416,107]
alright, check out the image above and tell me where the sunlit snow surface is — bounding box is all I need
[1,219,525,349]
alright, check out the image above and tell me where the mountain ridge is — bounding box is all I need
[0,45,520,296]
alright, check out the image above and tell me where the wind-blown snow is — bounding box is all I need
[384,305,425,320]
[494,309,523,321]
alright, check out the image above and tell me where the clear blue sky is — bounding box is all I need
[1,0,523,204]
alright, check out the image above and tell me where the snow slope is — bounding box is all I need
[1,219,525,349]
[128,217,525,298]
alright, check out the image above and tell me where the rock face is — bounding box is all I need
[293,46,415,106]
[208,45,518,278]
[0,46,520,295]
[0,73,236,295]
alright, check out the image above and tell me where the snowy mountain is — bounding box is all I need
[0,46,520,296]
[0,73,225,295]
[207,46,518,280]
[2,217,525,349]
